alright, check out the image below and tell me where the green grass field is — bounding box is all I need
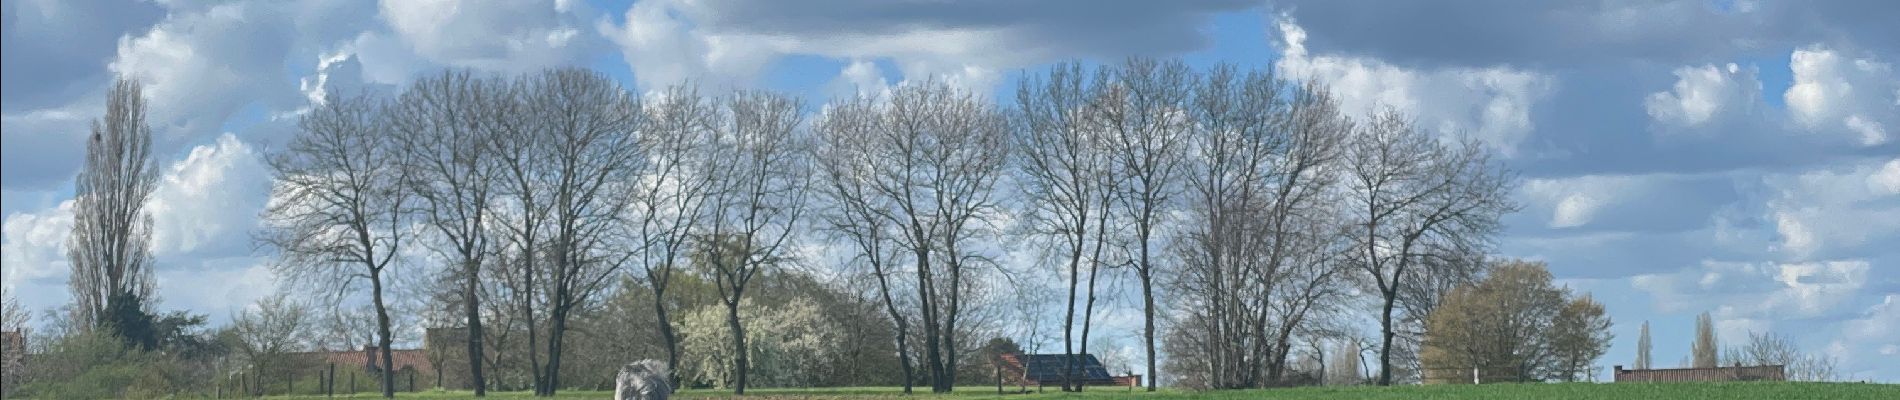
[264,382,1899,400]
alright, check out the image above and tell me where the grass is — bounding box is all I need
[259,382,1900,400]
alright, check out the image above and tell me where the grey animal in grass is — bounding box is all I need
[615,360,674,400]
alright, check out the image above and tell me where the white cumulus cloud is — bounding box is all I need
[1,199,76,288]
[1784,45,1898,146]
[377,0,597,74]
[147,133,272,258]
[1761,159,1900,259]
[1273,14,1555,156]
[1872,159,1900,195]
[1646,63,1759,128]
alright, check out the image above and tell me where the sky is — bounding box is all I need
[3,0,1897,382]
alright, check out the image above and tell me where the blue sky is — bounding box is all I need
[3,0,1897,382]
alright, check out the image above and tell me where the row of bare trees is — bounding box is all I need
[255,57,1519,396]
[263,68,817,396]
[816,58,1514,391]
[1148,62,1516,388]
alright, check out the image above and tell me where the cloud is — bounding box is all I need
[2,134,274,317]
[1,200,76,289]
[109,1,304,143]
[1785,45,1898,146]
[1522,175,1637,228]
[1266,0,1899,69]
[0,0,164,112]
[1758,158,1900,259]
[1837,295,1900,378]
[601,0,1254,92]
[598,0,779,91]
[1632,259,1870,320]
[1872,159,1900,195]
[147,134,272,258]
[153,256,278,319]
[377,0,600,74]
[1645,63,1760,129]
[0,105,94,189]
[1843,295,1900,352]
[1273,14,1555,155]
[825,60,893,100]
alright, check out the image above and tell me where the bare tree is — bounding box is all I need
[489,74,554,395]
[1342,110,1514,385]
[1251,81,1352,385]
[1168,64,1354,389]
[1015,63,1124,391]
[698,90,810,395]
[521,68,646,396]
[1096,58,1192,391]
[390,70,510,395]
[812,94,916,393]
[1263,223,1354,383]
[627,85,720,386]
[814,81,1011,393]
[1723,331,1838,381]
[230,292,312,395]
[262,91,411,398]
[68,78,161,344]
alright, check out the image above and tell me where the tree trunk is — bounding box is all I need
[913,246,945,393]
[1078,261,1099,392]
[1377,291,1396,386]
[1141,267,1157,392]
[943,245,966,393]
[1079,197,1110,392]
[874,260,914,394]
[544,302,568,396]
[372,269,397,398]
[464,260,487,396]
[652,286,681,388]
[1061,240,1081,392]
[524,253,542,396]
[725,298,749,395]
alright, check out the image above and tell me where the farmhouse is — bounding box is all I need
[1613,364,1787,382]
[996,353,1141,389]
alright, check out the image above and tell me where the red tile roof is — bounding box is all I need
[295,346,435,378]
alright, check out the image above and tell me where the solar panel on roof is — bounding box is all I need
[1019,354,1115,382]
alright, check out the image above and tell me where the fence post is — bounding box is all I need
[995,363,1003,395]
[328,363,336,398]
[349,371,356,397]
[409,369,416,392]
